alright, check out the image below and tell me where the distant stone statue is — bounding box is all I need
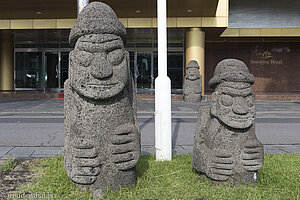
[193,59,264,184]
[183,60,202,102]
[64,2,140,198]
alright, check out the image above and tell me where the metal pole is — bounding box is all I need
[155,0,172,161]
[77,0,89,16]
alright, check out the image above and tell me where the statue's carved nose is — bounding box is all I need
[90,53,113,79]
[232,97,248,115]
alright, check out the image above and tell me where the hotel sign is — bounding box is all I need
[250,50,283,65]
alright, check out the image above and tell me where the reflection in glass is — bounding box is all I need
[136,52,152,88]
[129,51,135,76]
[45,52,59,88]
[153,51,183,89]
[15,52,43,88]
[60,52,69,88]
[167,51,183,89]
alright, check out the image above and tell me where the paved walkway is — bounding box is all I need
[0,99,300,160]
[1,144,300,161]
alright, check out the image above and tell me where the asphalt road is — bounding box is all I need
[0,99,300,148]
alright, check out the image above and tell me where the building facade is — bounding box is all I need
[0,0,300,94]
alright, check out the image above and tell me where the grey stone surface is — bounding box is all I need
[0,147,13,157]
[183,60,202,102]
[69,2,126,47]
[263,145,285,154]
[1,147,35,160]
[64,2,140,199]
[31,147,63,157]
[274,145,300,153]
[193,59,264,184]
[173,145,194,154]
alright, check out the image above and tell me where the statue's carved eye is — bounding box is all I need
[77,51,94,67]
[245,95,254,107]
[220,94,233,107]
[107,49,124,66]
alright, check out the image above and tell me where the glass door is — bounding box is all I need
[44,52,59,89]
[15,50,70,90]
[15,52,43,89]
[135,52,154,88]
[60,52,69,88]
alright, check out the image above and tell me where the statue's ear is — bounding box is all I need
[68,50,75,88]
[123,50,135,105]
[124,51,131,82]
[210,92,218,117]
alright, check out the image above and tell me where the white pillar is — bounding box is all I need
[155,0,172,161]
[77,0,89,15]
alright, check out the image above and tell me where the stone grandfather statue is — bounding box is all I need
[192,59,264,184]
[183,60,202,102]
[64,2,140,198]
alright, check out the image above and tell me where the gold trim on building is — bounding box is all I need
[221,28,300,37]
[11,20,33,29]
[33,19,56,29]
[0,16,228,29]
[216,0,228,17]
[56,19,76,29]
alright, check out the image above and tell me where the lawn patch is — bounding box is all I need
[16,154,300,200]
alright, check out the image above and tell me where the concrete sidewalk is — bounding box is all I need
[1,145,300,161]
[1,98,300,160]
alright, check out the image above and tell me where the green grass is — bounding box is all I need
[18,154,300,200]
[0,155,16,171]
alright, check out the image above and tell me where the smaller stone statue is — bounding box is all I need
[183,60,202,102]
[192,59,264,184]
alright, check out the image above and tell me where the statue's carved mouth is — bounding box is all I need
[86,82,118,89]
[228,115,254,121]
[87,82,118,86]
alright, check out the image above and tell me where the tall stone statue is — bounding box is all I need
[192,59,264,184]
[64,2,140,198]
[183,60,202,102]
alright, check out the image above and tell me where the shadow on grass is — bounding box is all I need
[136,154,152,178]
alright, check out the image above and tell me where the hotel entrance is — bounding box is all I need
[13,29,185,91]
[14,29,71,91]
[15,50,70,91]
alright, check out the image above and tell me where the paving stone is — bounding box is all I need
[0,144,299,160]
[31,147,63,156]
[173,145,193,154]
[264,145,285,154]
[0,147,14,158]
[274,145,300,153]
[141,146,155,155]
[1,147,36,160]
[30,155,58,158]
[141,145,194,155]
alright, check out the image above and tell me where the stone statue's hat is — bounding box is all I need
[186,60,200,69]
[209,59,254,89]
[69,2,126,47]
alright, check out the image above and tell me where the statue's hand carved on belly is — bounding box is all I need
[71,137,101,184]
[110,123,140,171]
[241,140,264,172]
